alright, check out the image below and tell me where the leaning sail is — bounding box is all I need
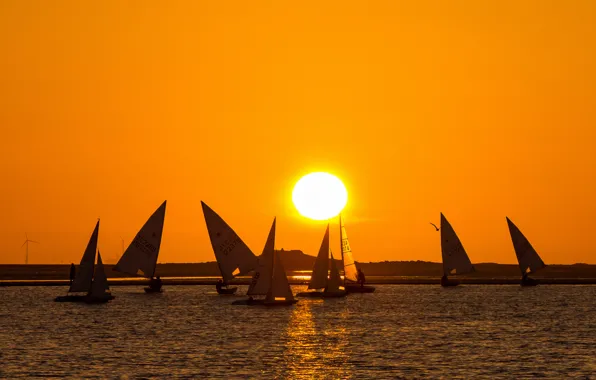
[90,251,110,297]
[308,224,330,290]
[506,217,546,275]
[266,249,295,302]
[247,218,276,296]
[440,213,474,276]
[69,220,99,293]
[340,215,358,283]
[114,201,167,278]
[325,251,343,292]
[201,201,258,282]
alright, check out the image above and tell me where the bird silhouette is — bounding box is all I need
[430,222,439,231]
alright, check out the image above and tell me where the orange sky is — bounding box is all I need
[1,1,595,265]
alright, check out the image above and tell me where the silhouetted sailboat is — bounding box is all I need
[439,213,475,286]
[506,217,546,286]
[297,224,347,298]
[55,220,114,303]
[85,251,114,303]
[340,215,375,293]
[233,218,297,306]
[114,201,167,293]
[201,201,258,295]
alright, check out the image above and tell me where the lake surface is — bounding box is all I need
[1,285,595,378]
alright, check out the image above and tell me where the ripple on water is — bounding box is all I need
[0,285,595,378]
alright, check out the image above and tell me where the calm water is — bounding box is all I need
[1,285,595,379]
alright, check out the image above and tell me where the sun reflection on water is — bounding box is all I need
[283,298,353,379]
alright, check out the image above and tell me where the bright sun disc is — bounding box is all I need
[292,172,348,220]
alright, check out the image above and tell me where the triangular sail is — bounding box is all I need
[325,251,343,293]
[506,217,546,275]
[69,220,99,293]
[308,224,330,290]
[114,201,167,278]
[440,213,474,276]
[90,251,110,297]
[266,249,295,302]
[247,218,276,296]
[201,201,258,282]
[339,215,358,283]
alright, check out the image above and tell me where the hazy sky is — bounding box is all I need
[1,1,595,264]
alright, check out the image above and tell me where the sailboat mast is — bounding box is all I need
[339,214,345,285]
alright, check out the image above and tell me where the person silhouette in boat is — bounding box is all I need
[149,276,162,291]
[69,263,76,285]
[357,268,366,287]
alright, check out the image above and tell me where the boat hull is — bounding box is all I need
[345,285,376,293]
[521,277,539,286]
[217,286,238,295]
[144,287,164,293]
[441,277,460,287]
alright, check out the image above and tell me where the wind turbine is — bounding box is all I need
[22,233,39,264]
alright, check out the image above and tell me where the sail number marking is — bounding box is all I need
[218,235,241,256]
[133,235,157,257]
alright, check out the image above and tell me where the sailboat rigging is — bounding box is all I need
[114,201,167,293]
[233,218,297,306]
[506,217,546,286]
[339,214,375,293]
[201,201,258,295]
[439,213,475,287]
[54,219,114,303]
[297,224,347,298]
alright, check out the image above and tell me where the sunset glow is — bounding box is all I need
[0,1,595,265]
[292,173,348,221]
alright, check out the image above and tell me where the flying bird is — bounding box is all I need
[430,222,439,231]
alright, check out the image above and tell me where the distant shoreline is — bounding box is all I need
[2,256,596,284]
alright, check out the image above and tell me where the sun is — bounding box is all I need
[292,172,348,220]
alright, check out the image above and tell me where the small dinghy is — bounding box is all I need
[233,218,297,306]
[339,215,375,293]
[439,213,475,287]
[506,217,546,286]
[297,225,347,298]
[114,201,167,293]
[55,220,114,303]
[202,201,258,296]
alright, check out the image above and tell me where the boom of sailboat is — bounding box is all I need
[57,204,551,306]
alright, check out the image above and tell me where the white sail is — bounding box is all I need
[440,213,474,276]
[308,224,330,290]
[69,220,99,293]
[339,215,358,283]
[266,249,295,302]
[201,201,258,282]
[247,218,276,296]
[114,201,167,278]
[90,251,110,297]
[506,217,546,275]
[325,250,343,293]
